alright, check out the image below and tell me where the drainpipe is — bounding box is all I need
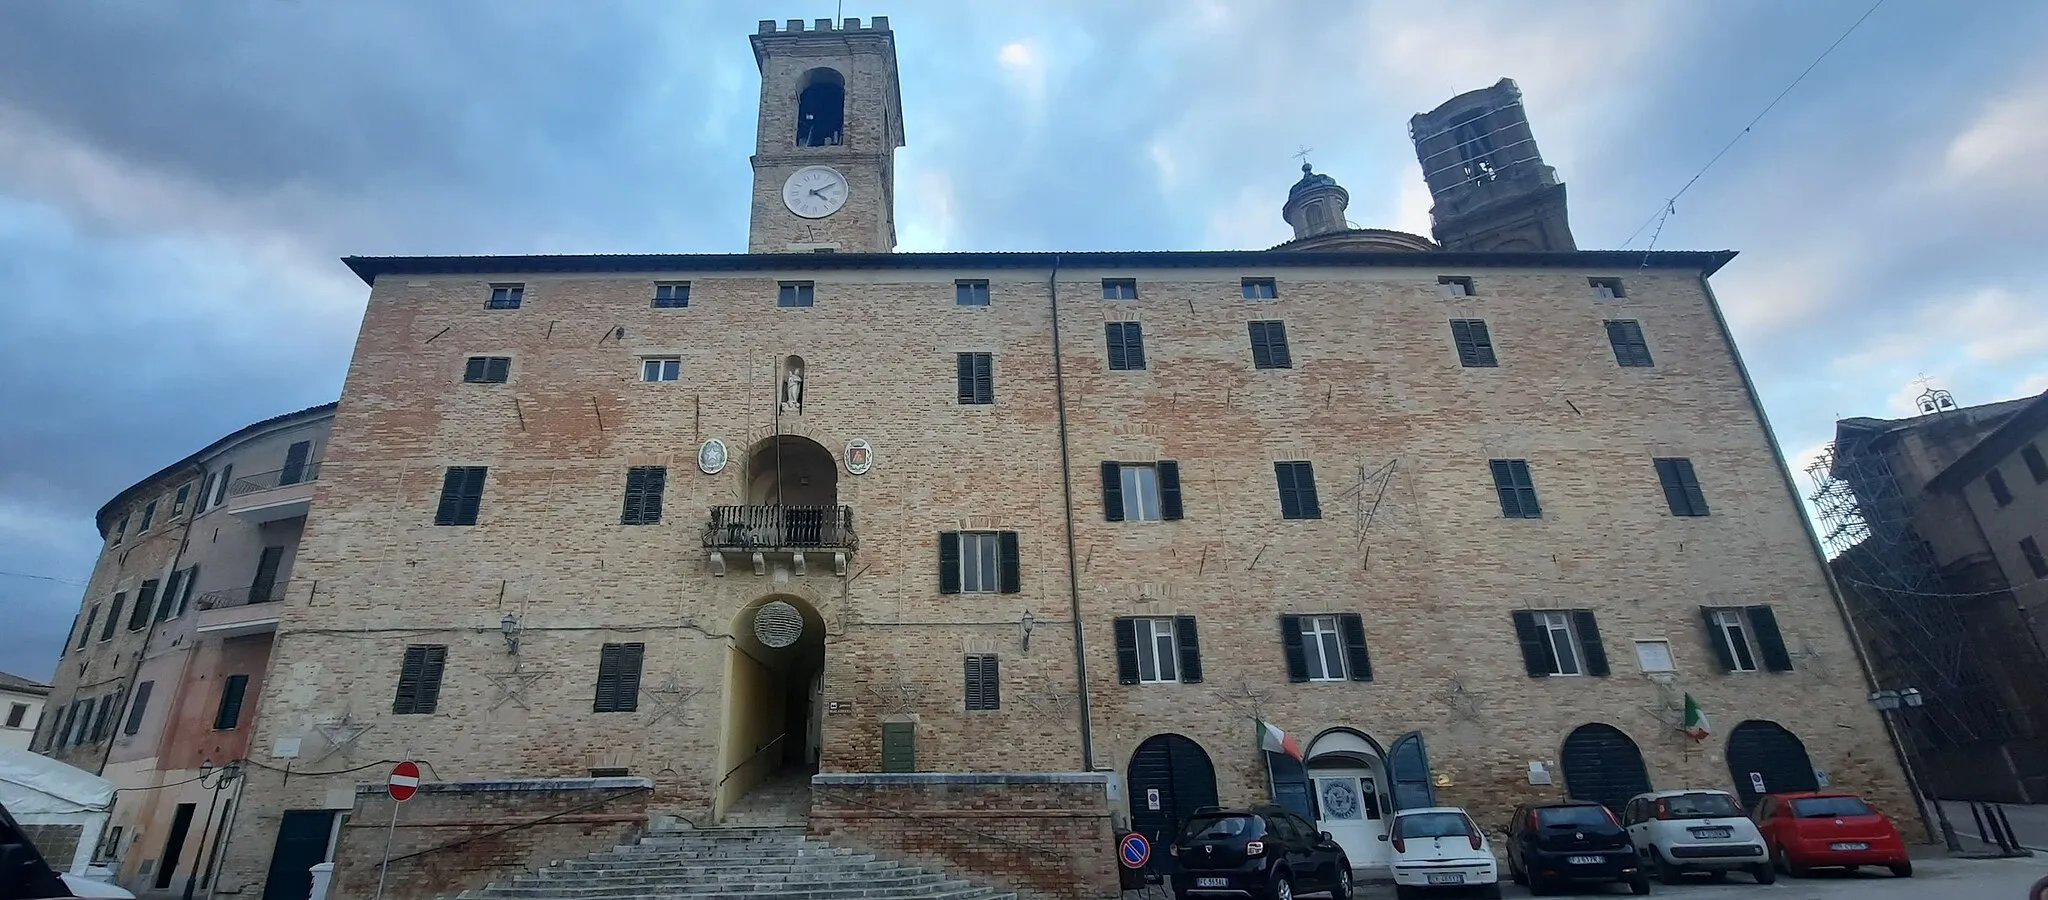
[1694,272,1931,837]
[1047,255,1096,771]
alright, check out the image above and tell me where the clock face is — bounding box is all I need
[783,166,848,219]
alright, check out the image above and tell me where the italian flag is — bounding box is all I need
[1681,694,1710,741]
[1258,719,1304,761]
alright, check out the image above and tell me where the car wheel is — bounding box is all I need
[1332,866,1353,900]
[1654,848,1683,885]
[1889,862,1913,878]
[1627,872,1652,895]
[1527,872,1552,896]
[1509,858,1527,885]
[1750,862,1777,885]
[1268,869,1295,900]
[1776,846,1806,878]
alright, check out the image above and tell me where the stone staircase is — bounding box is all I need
[719,769,814,827]
[459,825,1018,900]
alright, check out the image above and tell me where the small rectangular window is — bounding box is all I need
[213,465,233,506]
[77,605,97,650]
[1299,616,1347,681]
[463,356,511,383]
[955,279,990,306]
[594,642,645,713]
[621,466,666,526]
[5,703,26,728]
[487,284,524,309]
[213,674,249,731]
[112,515,128,546]
[1451,319,1497,367]
[2023,444,2048,484]
[2023,537,2048,578]
[588,767,631,778]
[640,356,681,382]
[1241,277,1277,300]
[1105,322,1146,371]
[1132,618,1179,683]
[1437,276,1476,297]
[197,473,216,514]
[1654,457,1710,516]
[101,593,125,641]
[1274,461,1321,519]
[1634,640,1674,673]
[652,282,691,308]
[1102,461,1182,523]
[1605,320,1654,367]
[777,281,815,307]
[1710,609,1758,672]
[1489,459,1541,518]
[171,484,191,517]
[1248,320,1292,369]
[957,532,1001,593]
[128,581,157,630]
[123,681,153,735]
[938,530,1020,595]
[1987,469,2014,506]
[956,352,994,404]
[139,500,157,532]
[280,441,313,486]
[1102,278,1138,300]
[1589,277,1626,299]
[434,466,488,526]
[964,654,1000,710]
[392,645,448,715]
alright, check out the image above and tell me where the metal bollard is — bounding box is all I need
[1988,804,2015,854]
[1971,802,1988,844]
[1996,805,2028,854]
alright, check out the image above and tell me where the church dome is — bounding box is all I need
[1270,228,1439,253]
[1274,162,1437,252]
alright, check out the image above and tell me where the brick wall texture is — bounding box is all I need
[332,782,650,900]
[808,776,1116,900]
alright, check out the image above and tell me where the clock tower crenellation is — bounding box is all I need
[747,17,905,254]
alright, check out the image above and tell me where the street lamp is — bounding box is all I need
[1868,687,1960,852]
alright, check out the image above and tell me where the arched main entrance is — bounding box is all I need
[1305,728,1392,868]
[1726,720,1817,808]
[1561,723,1653,814]
[1127,734,1218,865]
[717,594,826,818]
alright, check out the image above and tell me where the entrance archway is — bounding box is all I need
[1127,734,1218,867]
[1561,723,1653,815]
[1726,720,1817,808]
[717,594,827,818]
[1305,728,1392,868]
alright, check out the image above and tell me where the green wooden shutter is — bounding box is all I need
[214,675,248,730]
[1573,610,1610,676]
[1339,613,1373,682]
[881,722,916,773]
[1747,606,1794,672]
[1280,616,1308,682]
[1113,618,1140,684]
[938,532,961,594]
[997,531,1021,594]
[1173,615,1203,683]
[1512,611,1553,677]
[1100,463,1124,521]
[1158,461,1183,520]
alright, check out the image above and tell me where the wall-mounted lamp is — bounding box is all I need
[1020,611,1035,651]
[500,613,523,655]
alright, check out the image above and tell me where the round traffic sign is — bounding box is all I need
[388,760,421,802]
[1118,833,1150,869]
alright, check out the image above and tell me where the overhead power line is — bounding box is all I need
[0,569,86,587]
[1621,0,1889,251]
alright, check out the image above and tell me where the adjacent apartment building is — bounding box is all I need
[1811,388,2048,802]
[32,403,334,897]
[1,671,51,750]
[9,17,1899,900]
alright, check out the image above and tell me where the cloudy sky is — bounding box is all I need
[3,1,2045,680]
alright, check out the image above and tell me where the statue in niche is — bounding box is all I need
[781,357,805,412]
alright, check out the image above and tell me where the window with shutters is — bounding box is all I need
[1987,469,2013,506]
[213,674,248,730]
[392,645,448,715]
[956,352,994,404]
[964,654,1000,710]
[1114,617,1205,684]
[139,500,157,532]
[213,465,232,506]
[1133,618,1177,683]
[1101,461,1182,522]
[939,530,1020,595]
[160,566,196,621]
[1605,320,1653,367]
[281,441,313,485]
[92,693,118,743]
[435,466,488,526]
[1702,605,1793,672]
[652,282,691,308]
[101,593,125,641]
[1105,322,1146,371]
[1536,611,1585,675]
[620,466,666,526]
[593,642,645,713]
[1300,616,1345,681]
[463,356,511,383]
[197,472,217,514]
[1709,609,1757,672]
[129,581,158,630]
[77,605,97,650]
[1248,320,1292,369]
[124,681,153,735]
[2023,443,2048,483]
[111,514,128,546]
[1512,610,1609,677]
[640,356,681,382]
[1102,278,1138,300]
[881,721,916,772]
[1589,277,1626,299]
[1489,459,1541,518]
[5,703,25,728]
[955,279,990,306]
[1654,457,1709,516]
[171,483,191,517]
[958,532,1000,593]
[1437,275,1476,297]
[1451,319,1497,367]
[2021,537,2047,578]
[1273,461,1320,519]
[486,284,524,309]
[777,281,815,307]
[1241,277,1277,300]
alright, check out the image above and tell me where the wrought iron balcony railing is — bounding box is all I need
[194,582,287,611]
[703,505,856,551]
[228,463,321,497]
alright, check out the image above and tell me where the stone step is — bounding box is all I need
[488,872,961,895]
[468,886,1003,900]
[555,861,901,879]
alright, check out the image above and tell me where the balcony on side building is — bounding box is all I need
[223,462,319,523]
[704,434,854,576]
[190,582,285,639]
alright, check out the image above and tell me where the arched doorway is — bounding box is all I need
[717,435,845,551]
[795,67,846,147]
[1127,734,1218,868]
[716,594,827,820]
[1726,720,1817,808]
[1305,728,1392,868]
[1561,723,1653,815]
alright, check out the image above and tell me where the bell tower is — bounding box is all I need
[1410,78,1575,252]
[747,18,905,254]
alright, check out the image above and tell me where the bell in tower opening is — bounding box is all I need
[796,67,845,147]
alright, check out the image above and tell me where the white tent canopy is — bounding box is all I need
[1,747,114,874]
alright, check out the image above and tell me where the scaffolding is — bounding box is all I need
[1806,438,2015,749]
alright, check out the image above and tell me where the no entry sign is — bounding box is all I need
[388,761,421,802]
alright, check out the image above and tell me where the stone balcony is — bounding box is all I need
[223,463,319,523]
[703,505,855,577]
[190,583,284,638]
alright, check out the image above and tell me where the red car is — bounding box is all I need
[1752,791,1911,878]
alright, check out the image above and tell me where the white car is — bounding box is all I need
[1386,806,1500,899]
[1621,789,1775,885]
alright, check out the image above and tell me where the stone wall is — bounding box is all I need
[332,777,650,900]
[808,773,1117,900]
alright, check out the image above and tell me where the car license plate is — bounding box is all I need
[1195,878,1228,888]
[1691,827,1732,839]
[1427,874,1466,885]
[1830,842,1869,851]
[1568,855,1604,865]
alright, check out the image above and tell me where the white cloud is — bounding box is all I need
[1946,79,2048,191]
[2015,371,2048,397]
[1148,141,1180,192]
[896,168,959,252]
[996,41,1047,124]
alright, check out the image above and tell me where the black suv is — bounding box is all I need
[1169,805,1353,900]
[1505,801,1649,895]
